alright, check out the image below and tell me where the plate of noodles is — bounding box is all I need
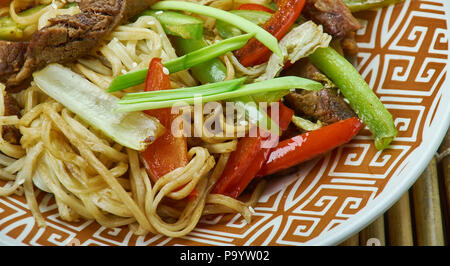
[0,0,448,246]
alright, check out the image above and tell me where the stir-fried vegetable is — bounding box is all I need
[117,78,246,105]
[151,1,283,59]
[308,47,397,150]
[256,20,331,81]
[342,0,404,12]
[174,35,281,137]
[115,76,323,112]
[258,117,363,176]
[215,9,273,39]
[139,10,204,39]
[292,115,323,131]
[231,95,283,136]
[173,37,227,84]
[140,58,189,182]
[0,2,78,40]
[211,102,294,198]
[108,33,254,92]
[234,0,306,66]
[0,4,47,40]
[33,64,164,151]
[237,3,275,13]
[253,20,331,103]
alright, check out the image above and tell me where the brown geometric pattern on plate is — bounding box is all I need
[0,0,448,246]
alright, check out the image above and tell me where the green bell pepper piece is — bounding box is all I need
[173,37,227,84]
[309,47,397,150]
[216,10,272,39]
[139,10,204,40]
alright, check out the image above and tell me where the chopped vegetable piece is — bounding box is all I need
[291,115,323,131]
[308,47,397,150]
[151,1,283,58]
[165,33,253,74]
[215,10,273,39]
[211,102,294,198]
[175,34,281,141]
[108,33,254,92]
[33,64,164,151]
[141,58,189,182]
[0,4,47,40]
[115,76,323,113]
[0,26,24,40]
[251,90,290,104]
[238,3,275,13]
[234,0,306,66]
[173,37,227,84]
[118,78,246,103]
[258,117,363,176]
[139,10,204,39]
[254,20,331,103]
[231,95,281,136]
[342,0,404,12]
[256,20,331,81]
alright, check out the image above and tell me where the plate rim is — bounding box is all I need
[308,0,450,246]
[1,0,449,247]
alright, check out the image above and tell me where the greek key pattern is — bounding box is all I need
[0,0,448,246]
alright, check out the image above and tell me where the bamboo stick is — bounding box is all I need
[411,157,445,246]
[438,129,449,243]
[386,192,414,246]
[359,215,386,246]
[339,233,359,246]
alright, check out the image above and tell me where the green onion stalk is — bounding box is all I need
[150,1,282,58]
[309,47,397,150]
[108,33,254,92]
[115,77,323,134]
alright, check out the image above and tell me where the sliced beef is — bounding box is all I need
[2,93,21,145]
[282,58,336,90]
[282,59,356,125]
[0,41,28,84]
[341,31,359,56]
[0,41,24,143]
[1,0,158,90]
[303,0,362,39]
[284,89,356,125]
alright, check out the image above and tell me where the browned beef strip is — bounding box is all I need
[0,41,24,143]
[303,0,362,39]
[0,41,28,84]
[2,0,158,90]
[1,93,21,145]
[282,59,356,125]
[284,89,356,125]
[341,31,359,56]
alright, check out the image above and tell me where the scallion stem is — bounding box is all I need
[120,78,247,103]
[108,33,254,92]
[151,1,282,58]
[114,76,322,113]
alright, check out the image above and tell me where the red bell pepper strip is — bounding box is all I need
[234,0,306,67]
[141,58,189,183]
[211,102,294,198]
[238,3,275,13]
[257,117,363,177]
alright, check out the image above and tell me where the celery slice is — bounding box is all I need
[33,64,164,151]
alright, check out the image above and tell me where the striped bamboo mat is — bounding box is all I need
[339,128,449,246]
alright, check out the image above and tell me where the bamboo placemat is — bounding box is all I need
[340,128,449,246]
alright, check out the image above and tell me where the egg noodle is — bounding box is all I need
[0,0,269,237]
